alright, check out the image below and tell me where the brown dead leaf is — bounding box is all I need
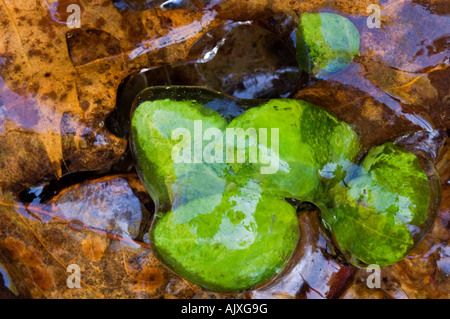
[250,211,356,299]
[0,174,201,298]
[81,233,107,262]
[360,56,441,105]
[0,1,227,193]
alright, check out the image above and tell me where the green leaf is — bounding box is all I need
[227,99,317,199]
[323,183,414,267]
[319,142,430,266]
[152,180,299,292]
[360,142,430,225]
[130,87,433,290]
[227,98,359,200]
[296,12,360,78]
[131,99,228,206]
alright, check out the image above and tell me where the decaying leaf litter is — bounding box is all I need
[0,0,448,298]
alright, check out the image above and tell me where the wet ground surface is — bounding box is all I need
[0,0,448,298]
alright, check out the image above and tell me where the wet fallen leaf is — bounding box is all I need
[0,0,448,299]
[250,211,356,299]
[0,175,201,298]
[0,0,225,193]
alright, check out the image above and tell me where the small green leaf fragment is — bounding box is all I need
[296,12,360,78]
